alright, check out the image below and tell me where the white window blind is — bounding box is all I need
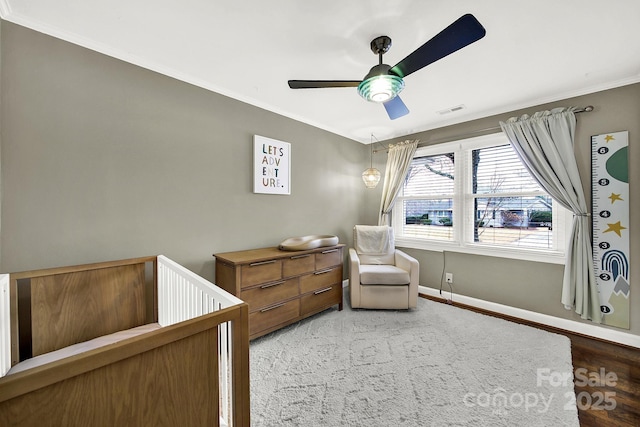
[468,143,555,250]
[393,133,569,263]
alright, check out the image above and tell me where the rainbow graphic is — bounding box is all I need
[591,131,629,329]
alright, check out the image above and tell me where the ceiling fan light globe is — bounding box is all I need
[357,74,404,103]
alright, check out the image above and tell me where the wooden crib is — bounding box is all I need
[0,255,249,427]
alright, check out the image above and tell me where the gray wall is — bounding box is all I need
[1,20,637,338]
[383,83,640,336]
[0,21,376,278]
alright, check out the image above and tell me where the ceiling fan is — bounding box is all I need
[288,14,486,120]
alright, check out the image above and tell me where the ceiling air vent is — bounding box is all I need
[437,104,466,115]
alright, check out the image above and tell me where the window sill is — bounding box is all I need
[395,237,566,265]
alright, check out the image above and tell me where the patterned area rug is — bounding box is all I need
[250,293,579,426]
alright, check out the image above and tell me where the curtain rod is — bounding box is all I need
[373,105,594,153]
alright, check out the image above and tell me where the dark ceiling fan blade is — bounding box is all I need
[383,96,409,120]
[390,14,486,78]
[288,80,361,89]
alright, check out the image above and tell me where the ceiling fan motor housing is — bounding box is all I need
[370,35,392,55]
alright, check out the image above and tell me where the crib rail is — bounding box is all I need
[0,275,10,377]
[157,255,247,427]
[1,256,249,427]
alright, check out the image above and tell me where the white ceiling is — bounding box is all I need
[2,1,639,143]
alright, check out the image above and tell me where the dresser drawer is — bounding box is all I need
[283,253,315,277]
[241,259,282,288]
[214,244,344,340]
[300,284,341,316]
[249,299,300,336]
[300,267,342,294]
[315,248,342,270]
[241,278,299,311]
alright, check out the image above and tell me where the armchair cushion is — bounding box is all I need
[354,225,395,265]
[359,264,410,285]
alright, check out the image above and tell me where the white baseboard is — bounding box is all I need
[419,285,640,349]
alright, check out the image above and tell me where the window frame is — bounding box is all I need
[392,133,570,264]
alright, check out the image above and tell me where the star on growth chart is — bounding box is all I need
[608,193,624,204]
[604,135,615,143]
[603,221,627,237]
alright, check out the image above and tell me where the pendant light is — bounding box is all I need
[362,134,381,188]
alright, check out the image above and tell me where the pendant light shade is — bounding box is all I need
[362,167,381,188]
[362,134,381,188]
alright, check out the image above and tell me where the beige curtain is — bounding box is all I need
[378,140,419,225]
[499,107,601,323]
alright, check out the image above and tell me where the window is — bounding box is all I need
[392,133,570,263]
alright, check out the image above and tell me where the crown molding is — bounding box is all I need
[2,3,639,146]
[0,5,362,144]
[404,74,640,140]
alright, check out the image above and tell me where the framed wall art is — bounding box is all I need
[253,135,291,195]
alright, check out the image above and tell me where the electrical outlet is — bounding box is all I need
[445,273,453,284]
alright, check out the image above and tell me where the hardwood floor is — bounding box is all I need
[421,295,640,426]
[569,334,640,426]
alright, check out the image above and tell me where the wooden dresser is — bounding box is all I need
[214,244,344,339]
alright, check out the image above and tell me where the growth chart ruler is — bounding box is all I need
[591,131,630,329]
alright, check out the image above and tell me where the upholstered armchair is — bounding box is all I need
[349,225,419,309]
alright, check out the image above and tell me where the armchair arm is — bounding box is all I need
[348,248,361,285]
[348,248,362,307]
[395,249,420,308]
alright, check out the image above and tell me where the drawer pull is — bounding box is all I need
[314,287,333,295]
[260,281,286,289]
[249,260,276,267]
[260,303,285,313]
[321,249,338,254]
[290,254,311,260]
[314,269,333,275]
